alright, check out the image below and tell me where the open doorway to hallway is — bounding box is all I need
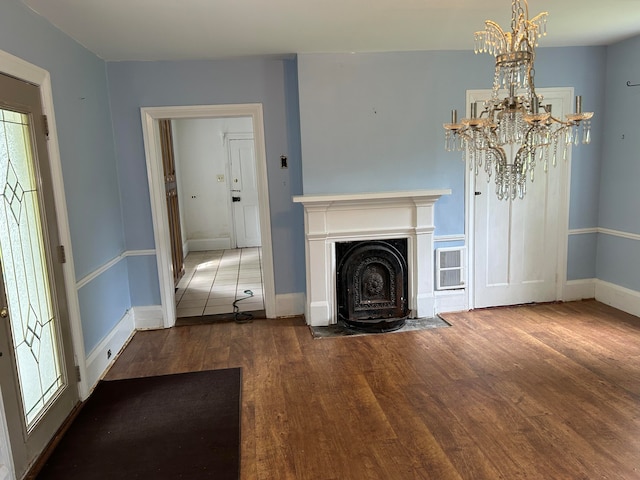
[141,103,276,328]
[169,116,265,322]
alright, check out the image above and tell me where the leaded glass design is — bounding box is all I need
[0,108,63,429]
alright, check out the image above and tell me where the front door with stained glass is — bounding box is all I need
[0,73,78,479]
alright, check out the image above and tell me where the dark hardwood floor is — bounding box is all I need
[105,300,640,479]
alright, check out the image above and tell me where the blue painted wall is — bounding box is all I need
[282,59,306,287]
[535,47,607,231]
[0,0,129,353]
[596,35,640,291]
[78,261,130,350]
[297,47,606,275]
[106,57,305,300]
[567,233,598,280]
[126,255,161,307]
[2,0,638,358]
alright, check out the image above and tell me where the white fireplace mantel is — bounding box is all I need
[293,189,451,326]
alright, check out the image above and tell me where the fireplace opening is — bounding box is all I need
[336,238,409,332]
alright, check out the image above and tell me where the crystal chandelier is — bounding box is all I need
[443,0,594,200]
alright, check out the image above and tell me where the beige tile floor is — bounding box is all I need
[175,247,264,318]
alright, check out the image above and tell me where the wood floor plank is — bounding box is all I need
[104,300,640,479]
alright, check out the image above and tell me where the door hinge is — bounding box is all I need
[42,114,49,138]
[75,365,81,382]
[58,245,66,264]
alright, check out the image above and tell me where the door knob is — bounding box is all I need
[0,308,8,318]
[232,196,241,202]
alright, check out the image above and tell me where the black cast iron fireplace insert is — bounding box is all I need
[336,238,409,332]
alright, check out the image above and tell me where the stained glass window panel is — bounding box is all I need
[0,108,64,428]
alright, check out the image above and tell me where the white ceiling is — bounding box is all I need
[20,0,640,61]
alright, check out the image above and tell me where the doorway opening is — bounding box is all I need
[141,104,276,328]
[168,117,265,321]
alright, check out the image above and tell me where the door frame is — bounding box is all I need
[465,87,573,309]
[0,50,85,476]
[141,104,276,327]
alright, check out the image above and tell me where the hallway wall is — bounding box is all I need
[173,117,253,251]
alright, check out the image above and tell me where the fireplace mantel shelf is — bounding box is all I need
[294,189,451,327]
[293,189,451,205]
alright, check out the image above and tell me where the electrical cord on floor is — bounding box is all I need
[233,289,254,323]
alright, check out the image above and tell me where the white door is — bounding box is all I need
[473,88,571,308]
[0,73,79,478]
[229,138,261,248]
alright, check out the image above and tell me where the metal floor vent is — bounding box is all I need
[436,247,465,290]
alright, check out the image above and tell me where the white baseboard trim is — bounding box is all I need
[187,238,231,251]
[563,278,596,301]
[275,293,305,317]
[595,280,640,318]
[132,305,165,330]
[84,310,135,395]
[435,289,468,314]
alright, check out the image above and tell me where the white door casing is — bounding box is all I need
[468,87,573,309]
[228,137,261,248]
[141,104,276,326]
[0,52,86,478]
[0,52,84,396]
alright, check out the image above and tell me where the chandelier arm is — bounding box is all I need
[522,124,536,157]
[481,129,506,164]
[484,20,508,42]
[456,129,475,144]
[488,145,507,165]
[529,12,547,24]
[547,115,572,126]
[535,109,578,127]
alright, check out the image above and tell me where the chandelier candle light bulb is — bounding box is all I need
[443,0,594,200]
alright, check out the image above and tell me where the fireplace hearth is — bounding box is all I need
[336,239,408,332]
[292,190,450,327]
